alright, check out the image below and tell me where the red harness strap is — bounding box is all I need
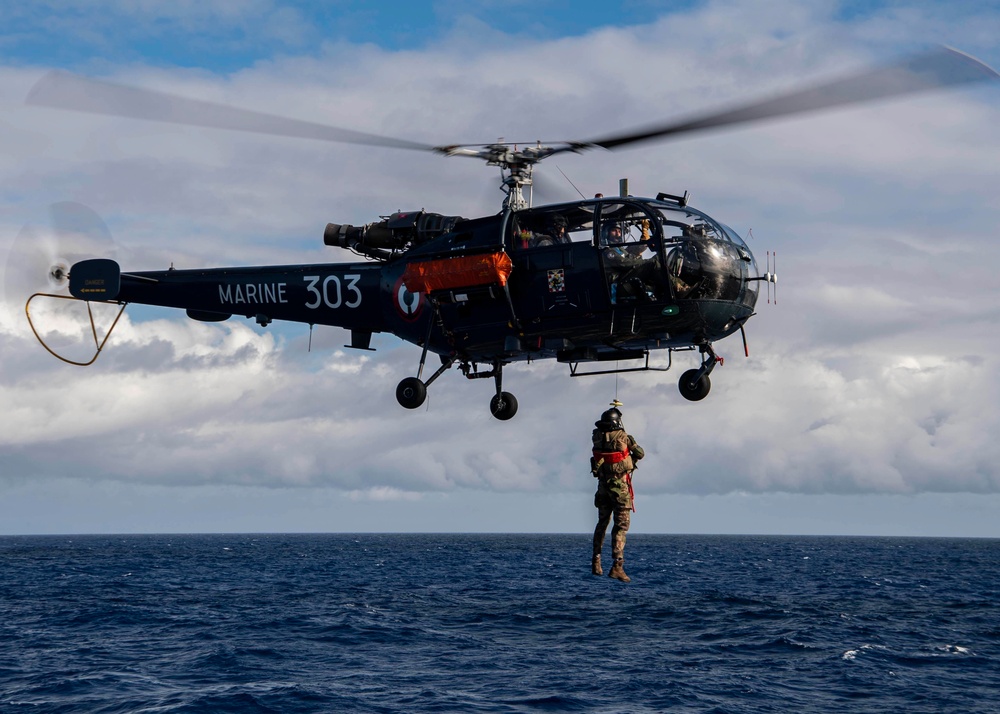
[592,446,630,463]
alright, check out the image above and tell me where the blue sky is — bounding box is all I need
[2,2,700,70]
[2,0,1000,536]
[6,1,996,71]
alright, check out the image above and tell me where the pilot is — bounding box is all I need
[600,222,623,247]
[600,222,650,261]
[601,223,635,264]
[590,401,644,582]
[602,222,657,302]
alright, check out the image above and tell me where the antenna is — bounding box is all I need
[765,251,778,304]
[556,165,586,199]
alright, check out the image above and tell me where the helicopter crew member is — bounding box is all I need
[601,222,658,302]
[600,222,652,263]
[548,215,572,245]
[591,402,644,582]
[532,214,572,247]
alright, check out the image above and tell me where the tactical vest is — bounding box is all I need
[592,427,635,476]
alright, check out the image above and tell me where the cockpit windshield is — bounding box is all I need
[653,202,758,305]
[655,205,738,245]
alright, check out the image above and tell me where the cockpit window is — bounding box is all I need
[655,206,727,245]
[597,201,664,303]
[718,222,749,248]
[656,205,753,246]
[598,206,657,256]
[653,204,756,302]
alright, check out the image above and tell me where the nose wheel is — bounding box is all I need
[678,343,720,402]
[678,369,711,401]
[396,377,427,409]
[490,391,518,420]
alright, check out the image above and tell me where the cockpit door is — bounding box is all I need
[595,201,667,304]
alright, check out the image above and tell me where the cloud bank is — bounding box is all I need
[2,0,1000,512]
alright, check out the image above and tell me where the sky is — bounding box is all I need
[2,0,1000,536]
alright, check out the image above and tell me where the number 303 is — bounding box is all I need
[304,275,362,309]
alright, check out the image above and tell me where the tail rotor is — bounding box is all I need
[4,201,118,313]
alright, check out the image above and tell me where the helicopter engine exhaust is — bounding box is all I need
[325,211,463,260]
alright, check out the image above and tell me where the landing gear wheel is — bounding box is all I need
[489,391,518,420]
[396,377,427,409]
[678,369,711,401]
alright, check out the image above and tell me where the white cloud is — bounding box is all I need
[2,0,1000,534]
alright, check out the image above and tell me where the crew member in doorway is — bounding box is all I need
[591,400,644,582]
[533,214,572,247]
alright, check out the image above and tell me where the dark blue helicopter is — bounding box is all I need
[22,47,998,419]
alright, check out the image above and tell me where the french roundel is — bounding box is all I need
[394,276,424,321]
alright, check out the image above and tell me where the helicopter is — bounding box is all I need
[17,47,998,420]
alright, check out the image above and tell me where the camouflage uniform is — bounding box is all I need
[591,412,644,582]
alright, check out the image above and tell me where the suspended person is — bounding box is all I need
[591,401,644,582]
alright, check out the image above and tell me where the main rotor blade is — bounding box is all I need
[27,70,436,152]
[585,46,1000,151]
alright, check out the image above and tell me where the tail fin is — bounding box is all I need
[69,258,120,300]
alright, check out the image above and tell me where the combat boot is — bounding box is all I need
[608,558,630,583]
[591,554,602,576]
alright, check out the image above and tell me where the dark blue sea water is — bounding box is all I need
[1,534,998,713]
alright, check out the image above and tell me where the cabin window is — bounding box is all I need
[511,208,595,250]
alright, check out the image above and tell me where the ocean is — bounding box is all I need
[1,534,998,713]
